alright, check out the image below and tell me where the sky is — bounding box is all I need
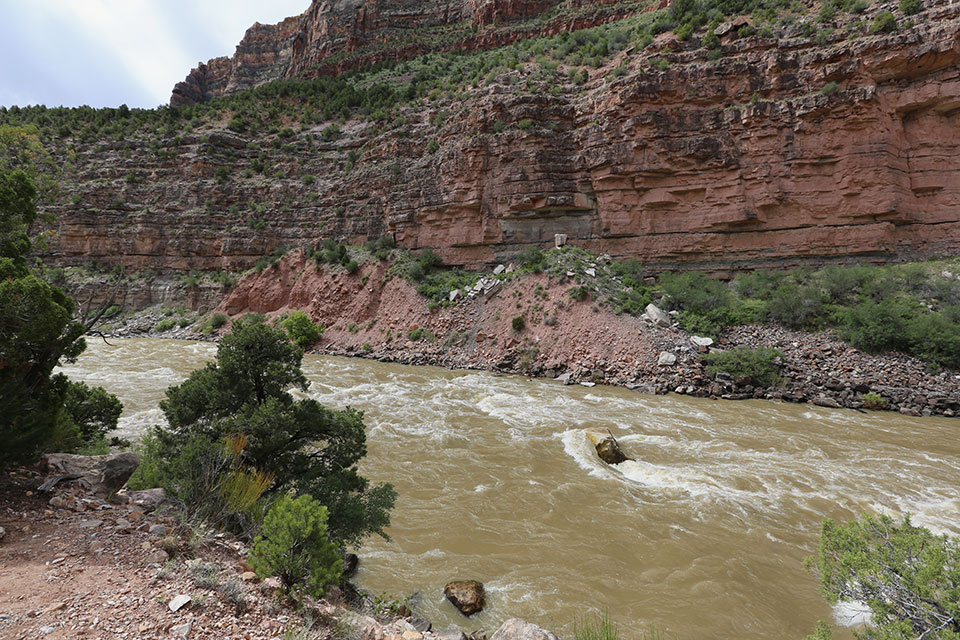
[0,0,309,110]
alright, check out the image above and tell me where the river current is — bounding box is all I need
[59,338,960,639]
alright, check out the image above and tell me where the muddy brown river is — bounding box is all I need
[59,338,960,639]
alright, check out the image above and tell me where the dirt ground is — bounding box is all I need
[0,470,319,640]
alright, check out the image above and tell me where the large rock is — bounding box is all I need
[585,431,633,465]
[644,304,672,328]
[490,619,560,640]
[42,452,140,497]
[657,351,677,366]
[125,488,167,512]
[444,580,486,616]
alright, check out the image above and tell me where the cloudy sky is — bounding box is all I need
[0,0,309,110]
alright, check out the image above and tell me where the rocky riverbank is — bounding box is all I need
[0,460,561,640]
[98,249,960,419]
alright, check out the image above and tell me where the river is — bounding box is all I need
[59,338,960,639]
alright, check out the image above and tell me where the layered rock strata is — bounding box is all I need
[46,4,960,274]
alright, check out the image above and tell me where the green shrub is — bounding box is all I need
[761,283,825,329]
[569,285,590,301]
[201,312,229,334]
[345,259,359,274]
[281,311,323,348]
[512,315,525,332]
[250,494,342,598]
[899,0,921,14]
[517,246,545,271]
[517,119,534,130]
[870,11,898,33]
[61,380,123,446]
[574,611,619,640]
[860,391,886,409]
[154,318,176,332]
[820,81,841,96]
[839,297,914,353]
[102,304,121,318]
[658,271,737,336]
[702,346,785,386]
[155,321,395,546]
[805,514,960,640]
[427,139,440,154]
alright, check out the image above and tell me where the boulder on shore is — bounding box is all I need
[443,580,485,616]
[490,619,560,640]
[41,452,140,497]
[585,430,633,464]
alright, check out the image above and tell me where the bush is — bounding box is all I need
[139,432,273,536]
[860,391,886,409]
[282,310,323,348]
[0,169,111,466]
[805,514,960,639]
[839,297,914,353]
[154,318,175,332]
[870,11,898,33]
[517,246,545,271]
[427,140,440,154]
[569,285,590,301]
[899,0,921,14]
[574,611,619,640]
[702,346,784,387]
[250,494,342,598]
[201,312,230,334]
[761,283,825,329]
[820,81,840,96]
[154,320,395,547]
[61,379,123,446]
[512,315,525,332]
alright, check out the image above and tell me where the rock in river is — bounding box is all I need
[490,619,560,640]
[444,580,485,616]
[585,430,633,465]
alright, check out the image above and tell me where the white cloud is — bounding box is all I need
[0,0,309,108]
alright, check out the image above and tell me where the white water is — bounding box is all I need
[60,338,960,639]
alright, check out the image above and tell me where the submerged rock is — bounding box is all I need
[444,580,485,616]
[343,552,359,577]
[490,619,559,640]
[585,430,633,465]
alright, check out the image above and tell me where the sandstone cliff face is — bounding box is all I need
[171,0,634,104]
[46,4,960,275]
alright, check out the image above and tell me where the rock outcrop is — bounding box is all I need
[171,0,632,105]
[41,452,140,498]
[42,4,960,278]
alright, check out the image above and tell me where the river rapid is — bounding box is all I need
[59,338,960,640]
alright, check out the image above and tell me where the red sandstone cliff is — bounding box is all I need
[171,0,634,104]
[41,2,960,275]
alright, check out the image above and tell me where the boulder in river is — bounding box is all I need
[444,580,485,616]
[490,619,560,640]
[585,430,633,465]
[343,552,359,577]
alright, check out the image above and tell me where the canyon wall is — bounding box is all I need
[45,3,960,274]
[171,0,590,104]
